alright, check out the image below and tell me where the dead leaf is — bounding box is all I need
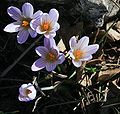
[52,71,68,78]
[98,68,120,83]
[57,38,66,52]
[114,21,120,33]
[107,21,120,41]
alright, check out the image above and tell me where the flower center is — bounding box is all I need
[22,21,29,26]
[43,21,50,31]
[73,49,83,61]
[49,53,55,60]
[22,89,32,97]
[46,51,57,63]
[27,89,32,94]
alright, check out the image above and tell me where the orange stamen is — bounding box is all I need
[22,21,29,26]
[73,49,83,61]
[43,21,50,30]
[49,53,55,59]
[28,90,32,94]
[76,50,83,56]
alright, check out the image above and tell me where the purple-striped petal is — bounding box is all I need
[69,36,76,49]
[57,53,65,64]
[28,29,37,38]
[35,46,48,57]
[83,44,99,55]
[44,37,56,49]
[77,36,89,50]
[7,6,22,20]
[72,60,82,67]
[4,22,20,33]
[46,63,57,71]
[31,58,46,71]
[49,9,59,25]
[22,3,33,18]
[17,29,29,44]
[41,13,50,23]
[30,19,41,30]
[32,10,43,19]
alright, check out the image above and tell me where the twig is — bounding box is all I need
[110,0,120,8]
[1,35,43,77]
[44,100,81,108]
[32,97,42,112]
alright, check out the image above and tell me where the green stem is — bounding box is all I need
[99,18,118,45]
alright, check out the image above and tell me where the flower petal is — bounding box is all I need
[51,22,60,32]
[69,50,75,59]
[22,3,33,18]
[18,95,30,102]
[49,9,59,25]
[35,46,48,57]
[42,13,50,23]
[46,63,57,71]
[31,58,46,71]
[36,26,46,34]
[30,19,41,30]
[72,60,82,67]
[32,10,43,19]
[4,22,20,33]
[19,84,27,94]
[83,44,99,55]
[69,36,76,49]
[28,29,37,38]
[27,86,36,100]
[28,91,36,100]
[81,54,92,61]
[77,36,89,50]
[17,29,29,44]
[44,37,56,49]
[57,53,65,64]
[44,31,56,38]
[7,6,22,20]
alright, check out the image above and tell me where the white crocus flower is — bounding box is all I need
[18,83,36,102]
[69,36,99,67]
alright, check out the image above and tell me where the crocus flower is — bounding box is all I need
[31,37,65,72]
[4,3,43,44]
[18,83,37,102]
[30,8,60,38]
[69,36,99,67]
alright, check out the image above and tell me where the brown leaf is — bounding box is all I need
[107,21,120,41]
[57,38,66,52]
[98,68,120,83]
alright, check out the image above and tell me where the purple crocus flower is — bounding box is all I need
[31,38,65,72]
[30,8,60,38]
[18,83,36,102]
[4,3,43,44]
[69,36,99,67]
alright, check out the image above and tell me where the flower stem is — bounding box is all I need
[76,61,86,83]
[1,35,43,77]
